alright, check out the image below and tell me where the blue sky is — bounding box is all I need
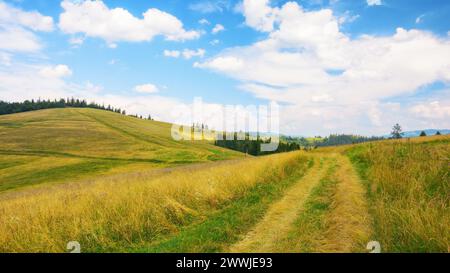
[0,0,449,136]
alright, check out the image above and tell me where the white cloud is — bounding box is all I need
[367,0,382,6]
[107,43,118,49]
[0,59,229,126]
[164,50,181,58]
[199,18,210,25]
[0,63,79,101]
[210,39,220,45]
[196,0,450,135]
[134,83,159,94]
[0,52,12,66]
[0,26,42,52]
[410,100,450,119]
[189,1,230,13]
[39,65,73,78]
[338,11,360,25]
[59,0,200,44]
[195,56,243,71]
[212,24,225,34]
[182,49,206,59]
[415,14,425,24]
[0,2,54,32]
[311,94,333,103]
[164,49,206,59]
[69,36,84,46]
[242,0,278,32]
[0,2,54,53]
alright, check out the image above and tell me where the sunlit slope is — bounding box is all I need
[0,108,242,191]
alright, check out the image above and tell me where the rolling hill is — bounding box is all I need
[0,108,242,192]
[0,108,448,253]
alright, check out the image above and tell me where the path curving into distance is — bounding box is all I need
[229,153,372,253]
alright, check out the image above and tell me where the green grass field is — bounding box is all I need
[0,108,448,253]
[0,108,242,192]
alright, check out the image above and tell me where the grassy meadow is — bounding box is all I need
[0,108,448,253]
[0,151,309,252]
[347,136,449,252]
[0,108,241,192]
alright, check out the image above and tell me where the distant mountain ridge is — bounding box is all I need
[399,129,450,138]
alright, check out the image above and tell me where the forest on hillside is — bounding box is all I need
[0,99,126,116]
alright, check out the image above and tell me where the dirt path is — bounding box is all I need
[229,153,372,253]
[229,154,330,253]
[315,155,372,252]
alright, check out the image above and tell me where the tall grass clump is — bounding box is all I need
[0,152,308,252]
[348,137,449,252]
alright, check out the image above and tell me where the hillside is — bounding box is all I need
[0,109,448,253]
[0,108,242,192]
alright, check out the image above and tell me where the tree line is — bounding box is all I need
[0,98,152,120]
[314,134,383,147]
[214,132,302,156]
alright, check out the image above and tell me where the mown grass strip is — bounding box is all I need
[76,110,180,148]
[132,157,314,253]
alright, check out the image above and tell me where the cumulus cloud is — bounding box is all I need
[0,59,230,128]
[0,26,43,52]
[367,0,382,6]
[199,18,210,25]
[39,65,72,78]
[0,63,79,101]
[195,56,243,71]
[182,49,206,59]
[134,84,159,94]
[212,24,225,34]
[0,2,54,32]
[164,49,205,59]
[338,11,360,25]
[410,100,450,119]
[196,0,450,135]
[164,50,181,58]
[242,0,278,32]
[0,2,54,53]
[58,0,200,44]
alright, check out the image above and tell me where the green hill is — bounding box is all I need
[0,108,242,192]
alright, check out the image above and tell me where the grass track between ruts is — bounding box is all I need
[276,156,339,252]
[229,155,328,253]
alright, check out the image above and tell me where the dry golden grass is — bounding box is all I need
[0,108,242,192]
[239,153,371,253]
[0,151,305,253]
[229,154,329,253]
[0,107,447,254]
[348,135,450,252]
[316,154,372,253]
